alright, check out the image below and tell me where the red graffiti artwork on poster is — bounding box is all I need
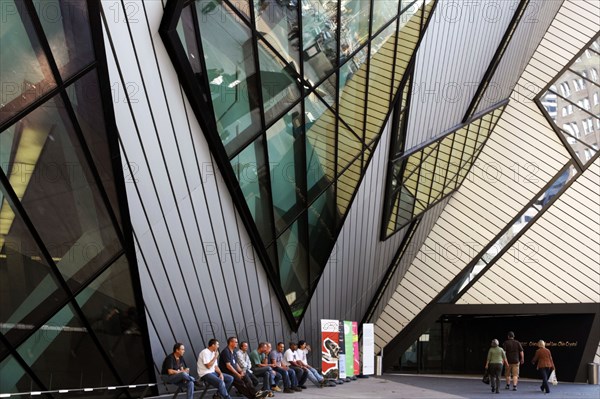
[321,319,340,380]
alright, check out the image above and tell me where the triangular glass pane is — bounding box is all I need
[15,303,120,389]
[336,157,361,216]
[0,177,68,347]
[277,218,309,320]
[231,136,275,246]
[258,38,301,125]
[253,0,301,69]
[75,255,152,383]
[0,95,122,294]
[337,120,365,176]
[302,0,339,85]
[305,94,336,200]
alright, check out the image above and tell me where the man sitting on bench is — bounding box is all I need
[161,343,197,399]
[197,339,234,399]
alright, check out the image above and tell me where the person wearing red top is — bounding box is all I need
[531,340,555,394]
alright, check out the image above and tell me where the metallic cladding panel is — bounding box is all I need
[474,0,564,114]
[406,0,520,151]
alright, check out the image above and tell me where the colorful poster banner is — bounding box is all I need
[352,321,360,375]
[362,323,375,375]
[321,319,340,379]
[338,321,346,379]
[344,320,354,376]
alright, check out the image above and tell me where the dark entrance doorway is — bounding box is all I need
[396,313,593,382]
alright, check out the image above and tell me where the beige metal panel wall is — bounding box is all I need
[517,0,600,92]
[374,99,570,349]
[374,0,599,352]
[405,0,519,151]
[458,159,600,305]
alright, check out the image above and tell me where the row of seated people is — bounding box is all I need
[162,337,336,399]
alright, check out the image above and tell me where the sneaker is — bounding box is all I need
[513,386,517,391]
[505,384,510,390]
[283,388,295,393]
[293,386,302,391]
[299,385,307,389]
[255,391,269,399]
[271,386,282,392]
[267,392,274,398]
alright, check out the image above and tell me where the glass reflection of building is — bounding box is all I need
[162,0,436,325]
[0,0,152,394]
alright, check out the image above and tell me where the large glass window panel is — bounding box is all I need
[14,303,120,391]
[231,137,275,245]
[372,0,399,34]
[340,0,370,59]
[253,0,301,69]
[277,219,309,319]
[0,353,43,394]
[339,53,367,137]
[0,0,56,124]
[32,0,94,80]
[0,95,122,293]
[258,39,300,125]
[0,176,68,346]
[336,157,361,216]
[336,121,364,175]
[267,105,304,233]
[307,185,335,283]
[75,255,150,383]
[66,70,121,230]
[302,0,338,85]
[196,0,261,153]
[305,94,336,198]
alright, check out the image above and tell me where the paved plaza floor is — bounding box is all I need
[173,374,600,399]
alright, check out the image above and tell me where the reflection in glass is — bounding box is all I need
[75,255,148,383]
[277,218,308,318]
[0,172,67,346]
[66,69,121,229]
[302,0,339,85]
[231,137,274,246]
[372,0,399,34]
[253,0,301,69]
[258,39,301,125]
[538,40,600,167]
[177,3,202,75]
[340,0,371,60]
[32,0,94,79]
[15,303,120,390]
[267,105,304,233]
[0,0,56,124]
[0,95,122,293]
[0,353,42,394]
[196,0,261,153]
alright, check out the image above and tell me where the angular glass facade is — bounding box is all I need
[161,0,436,326]
[0,0,152,394]
[538,35,600,168]
[382,104,506,239]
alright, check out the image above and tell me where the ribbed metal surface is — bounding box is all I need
[458,159,600,304]
[374,0,599,352]
[405,0,520,151]
[374,78,573,351]
[474,0,564,114]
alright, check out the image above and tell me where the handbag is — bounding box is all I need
[482,369,490,384]
[549,370,558,385]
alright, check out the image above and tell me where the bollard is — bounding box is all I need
[588,363,599,384]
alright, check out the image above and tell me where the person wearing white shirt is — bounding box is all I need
[197,339,234,399]
[283,342,308,388]
[297,340,334,387]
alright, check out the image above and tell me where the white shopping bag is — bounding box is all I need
[549,370,558,386]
